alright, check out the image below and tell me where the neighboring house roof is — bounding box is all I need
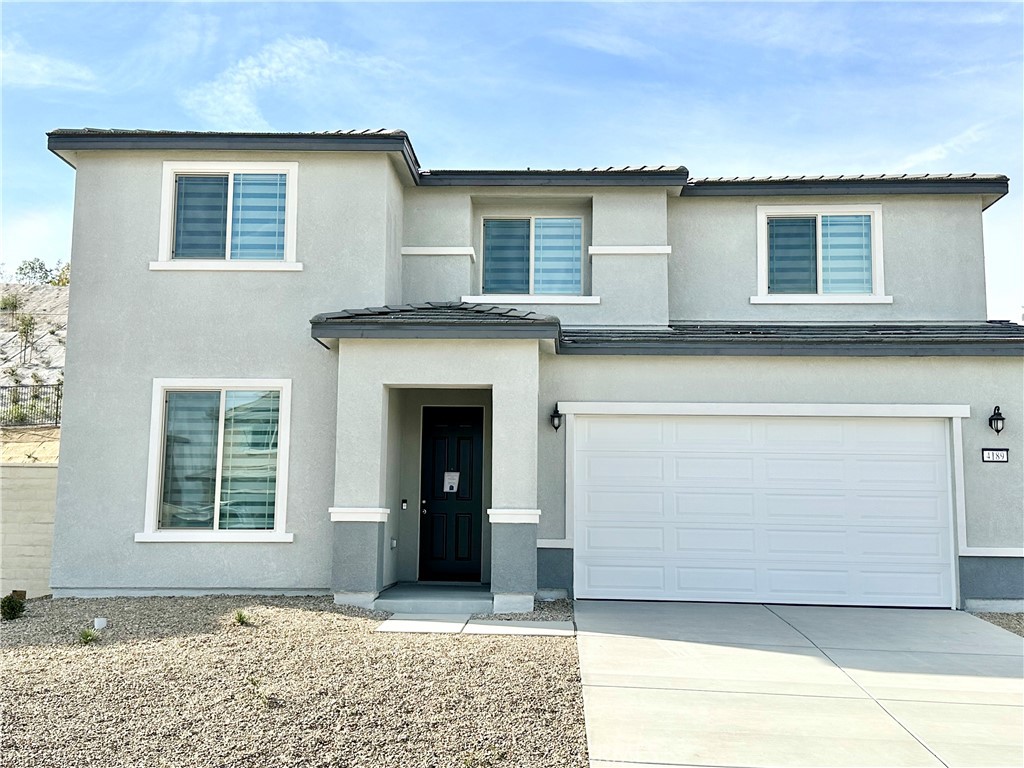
[311,306,1024,356]
[310,303,560,342]
[684,173,1009,208]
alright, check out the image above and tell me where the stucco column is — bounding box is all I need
[330,358,390,608]
[488,365,540,612]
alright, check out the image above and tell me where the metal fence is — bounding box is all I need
[0,383,62,426]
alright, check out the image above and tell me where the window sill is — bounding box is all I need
[135,531,294,543]
[750,295,893,305]
[149,261,303,272]
[462,294,600,305]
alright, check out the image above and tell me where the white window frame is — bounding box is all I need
[752,204,891,304]
[479,215,585,298]
[136,378,294,542]
[152,161,301,271]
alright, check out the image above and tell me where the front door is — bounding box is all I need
[418,406,484,581]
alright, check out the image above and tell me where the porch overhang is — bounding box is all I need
[310,302,561,346]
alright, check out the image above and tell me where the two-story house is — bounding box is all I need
[46,129,1023,612]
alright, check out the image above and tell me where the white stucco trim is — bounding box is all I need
[140,377,292,543]
[334,592,379,609]
[157,160,299,265]
[402,246,477,263]
[958,548,1024,557]
[588,245,672,256]
[134,531,294,543]
[965,598,1024,611]
[329,507,390,523]
[557,402,972,418]
[749,294,893,304]
[487,508,541,524]
[462,295,600,305]
[492,593,535,612]
[149,261,303,272]
[537,539,573,548]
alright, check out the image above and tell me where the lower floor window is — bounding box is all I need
[159,388,281,531]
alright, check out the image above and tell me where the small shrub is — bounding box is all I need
[0,294,19,312]
[78,628,100,645]
[1,594,26,620]
[233,609,253,626]
[1,404,30,425]
[16,314,36,344]
[30,372,44,385]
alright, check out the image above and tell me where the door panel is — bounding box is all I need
[419,407,484,581]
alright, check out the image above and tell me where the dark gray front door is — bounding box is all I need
[418,406,484,582]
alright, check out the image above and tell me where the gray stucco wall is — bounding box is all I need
[50,150,403,593]
[668,194,989,322]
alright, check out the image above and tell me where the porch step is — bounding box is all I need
[374,584,493,615]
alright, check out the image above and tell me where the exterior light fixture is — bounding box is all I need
[988,406,1005,435]
[550,406,563,432]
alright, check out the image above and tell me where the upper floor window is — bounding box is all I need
[483,217,583,295]
[154,162,300,271]
[753,204,891,304]
[137,378,293,543]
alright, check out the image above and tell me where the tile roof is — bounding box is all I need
[688,173,1008,184]
[312,302,558,325]
[559,322,1024,356]
[47,128,408,137]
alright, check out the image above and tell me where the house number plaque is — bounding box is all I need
[981,449,1009,463]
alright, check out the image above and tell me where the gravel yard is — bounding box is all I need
[973,612,1024,638]
[0,596,588,768]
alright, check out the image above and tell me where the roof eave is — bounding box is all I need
[558,341,1024,357]
[681,179,1010,208]
[310,322,560,341]
[419,170,689,188]
[46,131,422,181]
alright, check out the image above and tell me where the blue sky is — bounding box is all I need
[3,1,1022,318]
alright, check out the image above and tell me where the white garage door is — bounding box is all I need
[573,414,955,607]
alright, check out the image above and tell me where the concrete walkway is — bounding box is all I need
[575,601,1024,768]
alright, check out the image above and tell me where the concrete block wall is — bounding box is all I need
[0,463,58,597]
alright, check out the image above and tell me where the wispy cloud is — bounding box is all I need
[179,35,406,131]
[1,35,98,91]
[552,28,658,60]
[895,124,989,172]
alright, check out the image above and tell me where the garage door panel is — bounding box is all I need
[676,565,758,596]
[583,489,666,519]
[675,527,757,555]
[764,457,847,484]
[855,458,945,487]
[674,491,756,521]
[583,417,666,448]
[585,526,665,553]
[675,456,755,481]
[582,455,665,482]
[573,414,955,607]
[673,418,754,446]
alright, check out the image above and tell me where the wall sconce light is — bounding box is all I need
[988,406,1005,435]
[550,405,563,432]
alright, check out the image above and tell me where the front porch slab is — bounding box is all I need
[373,583,493,614]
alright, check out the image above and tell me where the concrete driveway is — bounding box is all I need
[575,601,1024,768]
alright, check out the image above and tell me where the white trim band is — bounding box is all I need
[135,532,294,543]
[588,245,672,256]
[487,508,541,524]
[330,507,390,523]
[462,295,600,305]
[958,548,1024,557]
[556,402,971,418]
[750,295,892,304]
[150,261,303,272]
[402,246,477,263]
[538,539,573,549]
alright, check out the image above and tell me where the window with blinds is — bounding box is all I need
[172,172,287,261]
[482,217,583,295]
[767,212,873,295]
[159,389,281,531]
